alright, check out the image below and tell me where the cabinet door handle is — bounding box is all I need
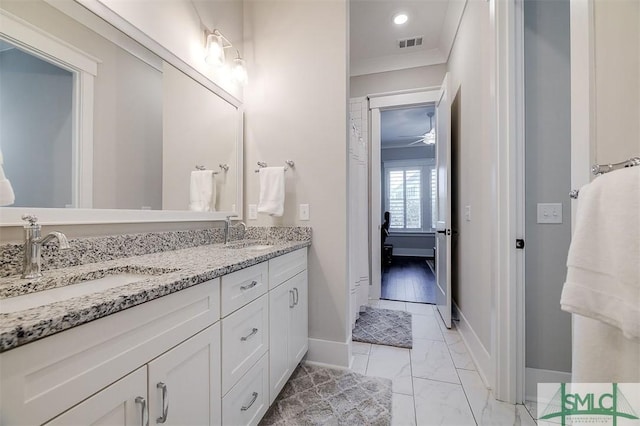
[240,280,258,291]
[293,287,299,306]
[240,327,259,341]
[156,382,169,423]
[289,290,295,308]
[135,396,149,426]
[241,392,259,411]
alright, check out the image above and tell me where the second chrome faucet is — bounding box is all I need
[21,214,70,279]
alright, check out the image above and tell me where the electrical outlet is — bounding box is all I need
[299,204,310,221]
[537,203,563,224]
[464,205,471,222]
[248,204,257,220]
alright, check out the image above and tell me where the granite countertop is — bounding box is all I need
[0,240,310,352]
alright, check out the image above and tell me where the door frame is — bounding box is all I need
[368,88,441,301]
[491,0,526,403]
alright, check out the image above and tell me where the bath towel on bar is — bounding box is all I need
[0,146,15,206]
[189,170,216,212]
[561,166,640,340]
[258,167,285,216]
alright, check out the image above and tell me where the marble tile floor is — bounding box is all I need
[353,300,538,426]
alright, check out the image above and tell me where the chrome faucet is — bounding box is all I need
[224,216,246,245]
[21,214,70,279]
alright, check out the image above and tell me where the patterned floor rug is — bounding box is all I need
[352,307,413,349]
[260,363,392,426]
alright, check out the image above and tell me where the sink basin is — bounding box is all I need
[1,273,151,314]
[224,241,274,251]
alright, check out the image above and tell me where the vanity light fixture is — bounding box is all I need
[393,13,408,25]
[232,50,248,86]
[205,29,231,66]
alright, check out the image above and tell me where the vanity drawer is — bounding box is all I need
[221,261,268,317]
[221,293,269,395]
[222,352,270,426]
[268,248,307,290]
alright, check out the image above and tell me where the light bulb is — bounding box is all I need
[232,57,248,85]
[205,33,225,66]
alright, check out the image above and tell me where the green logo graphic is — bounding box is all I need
[540,383,639,426]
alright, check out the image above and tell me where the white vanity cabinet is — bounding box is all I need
[268,251,309,404]
[0,246,309,426]
[0,280,221,426]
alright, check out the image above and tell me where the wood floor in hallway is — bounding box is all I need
[381,256,436,304]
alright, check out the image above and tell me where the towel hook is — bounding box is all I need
[219,164,229,172]
[284,160,295,171]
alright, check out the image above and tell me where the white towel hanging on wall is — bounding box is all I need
[189,170,216,212]
[0,146,15,206]
[257,167,285,216]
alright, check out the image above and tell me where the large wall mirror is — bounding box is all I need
[0,0,243,225]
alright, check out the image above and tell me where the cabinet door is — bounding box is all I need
[269,280,294,404]
[148,324,221,426]
[289,271,309,365]
[46,367,147,426]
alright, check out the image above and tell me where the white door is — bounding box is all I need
[46,367,147,426]
[435,74,452,328]
[147,324,221,426]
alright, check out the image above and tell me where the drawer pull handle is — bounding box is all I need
[157,382,169,423]
[240,280,258,291]
[293,287,299,306]
[289,290,295,308]
[241,328,259,341]
[135,396,149,426]
[241,392,259,411]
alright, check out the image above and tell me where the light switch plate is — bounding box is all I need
[299,204,310,221]
[248,204,257,220]
[537,203,562,224]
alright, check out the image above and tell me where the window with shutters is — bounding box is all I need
[383,159,436,232]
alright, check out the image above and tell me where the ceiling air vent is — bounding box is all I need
[398,36,423,49]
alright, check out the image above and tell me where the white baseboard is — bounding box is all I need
[306,337,350,368]
[393,248,434,257]
[453,301,493,389]
[525,367,572,402]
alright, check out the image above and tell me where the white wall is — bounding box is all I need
[593,0,640,162]
[524,0,572,375]
[97,0,244,101]
[446,0,493,352]
[243,0,350,365]
[350,64,446,98]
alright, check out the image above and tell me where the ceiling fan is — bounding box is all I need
[398,112,435,145]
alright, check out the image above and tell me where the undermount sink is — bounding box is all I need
[224,241,274,251]
[0,269,169,315]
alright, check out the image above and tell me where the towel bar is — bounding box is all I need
[570,155,639,198]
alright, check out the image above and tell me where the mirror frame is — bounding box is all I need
[0,0,244,226]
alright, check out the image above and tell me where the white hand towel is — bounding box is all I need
[189,170,216,212]
[560,166,640,340]
[257,167,285,217]
[0,146,15,206]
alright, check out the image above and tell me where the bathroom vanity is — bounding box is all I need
[0,232,310,426]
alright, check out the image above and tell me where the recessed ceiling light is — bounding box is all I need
[393,13,408,25]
